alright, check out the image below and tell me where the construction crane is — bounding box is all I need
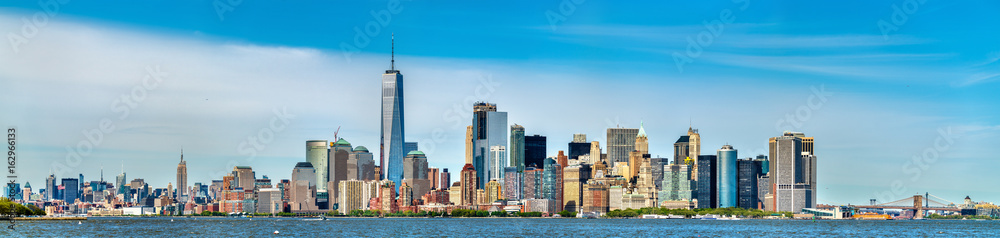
[334,126,341,142]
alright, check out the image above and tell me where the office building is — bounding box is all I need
[696,155,717,209]
[291,162,317,211]
[306,140,329,191]
[590,141,602,165]
[465,126,473,165]
[582,180,610,214]
[329,138,353,202]
[738,158,764,210]
[568,134,590,161]
[770,132,817,212]
[486,180,503,203]
[428,167,440,190]
[673,135,690,165]
[606,127,638,165]
[381,43,406,187]
[257,188,282,214]
[404,142,418,155]
[688,127,701,180]
[717,145,737,208]
[472,102,507,189]
[510,125,525,172]
[349,146,376,181]
[46,174,57,201]
[177,150,187,200]
[563,164,592,212]
[650,157,670,191]
[658,164,692,204]
[542,157,563,212]
[62,178,79,204]
[525,135,546,169]
[490,145,507,182]
[439,169,451,190]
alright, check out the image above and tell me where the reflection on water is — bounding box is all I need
[2,217,998,237]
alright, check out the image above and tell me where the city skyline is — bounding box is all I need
[1,1,999,207]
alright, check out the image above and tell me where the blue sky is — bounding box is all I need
[1,1,998,205]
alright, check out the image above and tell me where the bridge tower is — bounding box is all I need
[913,195,924,219]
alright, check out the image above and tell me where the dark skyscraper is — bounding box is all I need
[738,158,764,210]
[524,135,546,169]
[696,155,717,209]
[61,178,80,204]
[567,134,590,161]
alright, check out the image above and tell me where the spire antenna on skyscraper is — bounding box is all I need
[391,33,395,71]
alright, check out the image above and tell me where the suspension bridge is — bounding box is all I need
[818,193,959,219]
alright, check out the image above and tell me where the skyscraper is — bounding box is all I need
[542,157,563,212]
[116,168,127,198]
[329,138,352,202]
[503,166,522,201]
[606,127,638,165]
[440,168,451,190]
[45,174,56,201]
[381,35,406,187]
[490,145,507,183]
[563,164,592,212]
[403,142,418,155]
[460,164,477,205]
[770,132,816,212]
[737,158,763,210]
[568,134,590,161]
[233,166,255,191]
[351,146,376,181]
[471,102,507,189]
[61,178,79,204]
[306,140,329,191]
[688,127,701,180]
[510,125,526,172]
[291,162,317,211]
[673,135,691,165]
[589,141,602,165]
[465,126,473,165]
[177,150,187,200]
[717,145,738,208]
[696,155,717,209]
[524,135,546,169]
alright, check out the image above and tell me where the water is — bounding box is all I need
[2,217,998,237]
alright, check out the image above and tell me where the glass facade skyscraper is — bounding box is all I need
[472,102,507,189]
[510,125,525,172]
[306,140,329,190]
[717,145,738,208]
[696,155,717,209]
[524,135,546,169]
[382,66,405,188]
